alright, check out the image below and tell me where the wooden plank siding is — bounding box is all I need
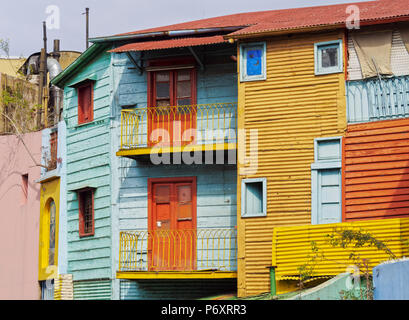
[63,49,114,282]
[344,118,409,221]
[237,30,347,297]
[112,44,238,231]
[111,45,238,299]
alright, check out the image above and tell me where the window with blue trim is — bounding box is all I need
[314,40,343,75]
[240,42,266,81]
[241,178,267,218]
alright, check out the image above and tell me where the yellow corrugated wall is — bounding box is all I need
[237,30,347,297]
[272,218,409,280]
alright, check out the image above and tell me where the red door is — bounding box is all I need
[148,177,197,271]
[148,68,196,147]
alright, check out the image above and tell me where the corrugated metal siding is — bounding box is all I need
[344,118,409,221]
[120,279,236,300]
[73,279,112,300]
[272,218,409,279]
[347,29,409,80]
[54,274,73,300]
[237,31,347,297]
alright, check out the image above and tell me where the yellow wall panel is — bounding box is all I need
[237,30,347,297]
[38,178,60,281]
[272,218,409,280]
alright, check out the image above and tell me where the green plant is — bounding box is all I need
[296,228,397,300]
[296,240,323,291]
[1,83,39,134]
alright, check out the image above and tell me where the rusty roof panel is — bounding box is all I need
[109,35,229,52]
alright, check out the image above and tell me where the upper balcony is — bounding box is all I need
[117,102,237,158]
[346,75,409,124]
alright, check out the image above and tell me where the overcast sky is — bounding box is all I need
[0,0,369,57]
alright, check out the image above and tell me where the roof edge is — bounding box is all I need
[89,26,246,43]
[51,43,109,88]
[225,16,409,40]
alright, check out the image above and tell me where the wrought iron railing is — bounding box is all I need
[120,103,237,149]
[118,228,237,272]
[346,76,409,123]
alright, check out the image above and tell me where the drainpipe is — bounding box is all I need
[267,266,277,296]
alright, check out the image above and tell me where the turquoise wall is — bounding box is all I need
[63,49,113,282]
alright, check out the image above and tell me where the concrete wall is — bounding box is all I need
[0,131,42,299]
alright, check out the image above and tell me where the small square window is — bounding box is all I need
[241,178,267,218]
[314,40,343,75]
[314,137,342,162]
[240,42,266,82]
[77,188,95,237]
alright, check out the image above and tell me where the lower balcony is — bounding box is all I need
[347,75,409,123]
[117,228,237,279]
[117,103,237,157]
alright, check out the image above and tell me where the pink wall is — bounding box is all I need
[0,131,42,299]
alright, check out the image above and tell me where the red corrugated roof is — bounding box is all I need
[108,35,228,52]
[230,0,409,36]
[110,0,409,39]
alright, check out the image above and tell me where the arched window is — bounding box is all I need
[48,199,56,266]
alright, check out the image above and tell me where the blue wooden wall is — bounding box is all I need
[111,45,238,299]
[111,44,238,229]
[62,43,238,299]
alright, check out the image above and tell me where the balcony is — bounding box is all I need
[117,228,237,279]
[346,75,409,123]
[117,103,237,157]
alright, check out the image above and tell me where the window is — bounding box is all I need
[314,40,343,75]
[240,42,267,82]
[48,199,56,265]
[78,188,95,237]
[311,137,342,225]
[77,81,94,124]
[241,178,267,218]
[21,174,28,203]
[149,68,196,107]
[48,130,58,171]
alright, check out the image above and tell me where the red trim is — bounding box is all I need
[77,188,95,237]
[147,56,196,68]
[341,135,346,223]
[344,30,348,80]
[77,81,94,125]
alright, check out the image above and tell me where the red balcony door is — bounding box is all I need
[148,177,197,271]
[148,66,197,147]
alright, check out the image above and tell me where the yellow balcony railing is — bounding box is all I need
[119,228,237,272]
[119,103,237,150]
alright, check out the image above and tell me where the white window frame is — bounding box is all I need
[314,40,343,75]
[311,137,342,225]
[240,42,267,82]
[241,178,267,218]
